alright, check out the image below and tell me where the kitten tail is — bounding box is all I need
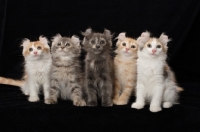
[176,87,184,92]
[0,77,24,87]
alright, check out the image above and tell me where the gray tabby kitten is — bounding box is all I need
[82,28,114,106]
[45,34,86,106]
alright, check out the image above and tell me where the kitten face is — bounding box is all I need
[51,34,81,57]
[143,38,165,56]
[137,31,169,56]
[82,28,112,54]
[22,36,50,60]
[116,33,138,57]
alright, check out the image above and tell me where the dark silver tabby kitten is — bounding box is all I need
[82,28,114,106]
[45,34,86,106]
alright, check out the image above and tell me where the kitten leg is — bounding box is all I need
[150,83,163,112]
[101,80,113,107]
[117,85,133,105]
[113,79,121,104]
[43,79,51,104]
[162,84,177,108]
[28,80,40,102]
[71,85,86,107]
[131,81,145,109]
[45,80,59,104]
[85,77,98,106]
[21,81,29,95]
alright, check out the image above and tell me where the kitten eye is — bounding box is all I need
[147,44,152,48]
[91,40,95,44]
[156,45,161,48]
[29,48,33,52]
[66,43,70,46]
[100,40,105,44]
[37,46,42,50]
[122,43,126,46]
[131,45,136,48]
[57,42,61,46]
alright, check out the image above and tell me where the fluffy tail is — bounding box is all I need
[0,76,24,87]
[176,87,184,92]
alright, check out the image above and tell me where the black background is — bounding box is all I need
[0,0,200,131]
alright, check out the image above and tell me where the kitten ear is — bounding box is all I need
[21,38,30,49]
[159,33,170,45]
[103,29,112,40]
[71,35,80,46]
[81,28,93,40]
[116,32,126,41]
[137,31,151,44]
[52,33,62,43]
[39,36,49,47]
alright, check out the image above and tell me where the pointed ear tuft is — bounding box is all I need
[71,35,80,46]
[21,38,30,49]
[159,33,171,45]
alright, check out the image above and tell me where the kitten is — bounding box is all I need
[81,28,114,106]
[113,32,138,105]
[45,34,86,106]
[0,36,52,103]
[131,31,183,112]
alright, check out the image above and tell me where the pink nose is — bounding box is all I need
[34,51,37,55]
[126,48,129,51]
[152,49,156,53]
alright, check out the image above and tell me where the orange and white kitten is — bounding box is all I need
[0,36,52,104]
[113,32,138,105]
[131,31,183,112]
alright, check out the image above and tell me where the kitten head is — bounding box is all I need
[115,32,138,58]
[21,36,50,60]
[51,34,81,57]
[81,28,112,54]
[137,31,170,56]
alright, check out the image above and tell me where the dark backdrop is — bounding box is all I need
[0,0,200,132]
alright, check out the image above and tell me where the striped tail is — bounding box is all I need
[176,87,184,92]
[0,76,24,87]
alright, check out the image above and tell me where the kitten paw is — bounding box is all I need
[163,102,173,108]
[73,99,86,106]
[113,98,119,105]
[131,102,144,109]
[116,100,128,105]
[87,101,97,106]
[28,96,39,102]
[150,106,162,112]
[45,98,57,104]
[102,102,113,107]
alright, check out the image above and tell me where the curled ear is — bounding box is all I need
[103,28,112,40]
[81,28,93,40]
[71,35,80,46]
[39,35,49,48]
[137,31,151,45]
[52,34,62,43]
[21,38,30,49]
[159,33,171,45]
[115,32,126,47]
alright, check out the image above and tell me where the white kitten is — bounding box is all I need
[131,31,182,112]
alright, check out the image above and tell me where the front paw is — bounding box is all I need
[163,102,173,108]
[73,99,86,106]
[28,96,39,102]
[102,102,113,107]
[116,100,128,105]
[150,106,162,112]
[87,101,97,106]
[131,102,144,109]
[113,98,118,105]
[45,98,57,104]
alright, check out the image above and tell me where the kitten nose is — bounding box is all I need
[152,49,156,53]
[34,51,37,55]
[96,45,100,49]
[126,48,129,51]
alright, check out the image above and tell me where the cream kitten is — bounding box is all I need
[113,32,138,105]
[131,31,182,112]
[0,36,52,103]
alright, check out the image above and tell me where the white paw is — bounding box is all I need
[163,102,173,108]
[116,100,128,105]
[28,96,40,102]
[131,102,144,109]
[73,99,86,106]
[150,106,162,112]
